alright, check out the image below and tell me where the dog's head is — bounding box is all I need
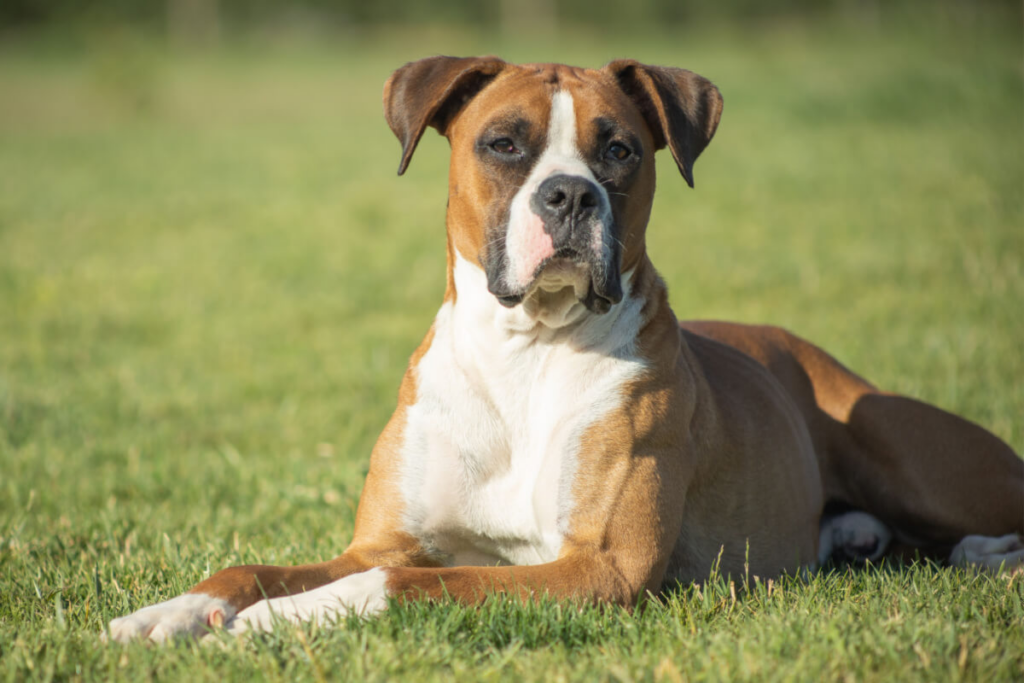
[384,57,722,316]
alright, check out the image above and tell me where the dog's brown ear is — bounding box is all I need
[384,55,507,175]
[603,60,723,188]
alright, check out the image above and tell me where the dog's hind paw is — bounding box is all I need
[818,511,892,566]
[105,593,234,644]
[950,534,1024,574]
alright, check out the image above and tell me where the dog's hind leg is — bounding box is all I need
[682,321,1024,569]
[825,392,1023,559]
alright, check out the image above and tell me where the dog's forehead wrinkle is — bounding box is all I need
[493,63,601,100]
[483,110,529,131]
[520,62,586,80]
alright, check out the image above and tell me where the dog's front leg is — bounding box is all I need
[106,408,433,643]
[227,551,651,635]
[105,545,422,643]
[229,442,691,634]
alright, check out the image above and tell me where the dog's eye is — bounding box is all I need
[606,143,632,161]
[491,138,519,155]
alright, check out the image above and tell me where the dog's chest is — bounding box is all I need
[398,288,645,567]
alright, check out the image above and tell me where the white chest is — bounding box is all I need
[397,258,646,567]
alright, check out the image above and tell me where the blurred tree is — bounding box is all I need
[0,0,1017,32]
[167,0,221,46]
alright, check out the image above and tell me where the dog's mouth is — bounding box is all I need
[493,248,623,315]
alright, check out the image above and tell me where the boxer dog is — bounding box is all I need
[107,56,1024,643]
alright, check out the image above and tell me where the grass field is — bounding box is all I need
[1,8,1023,682]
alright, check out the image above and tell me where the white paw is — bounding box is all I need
[227,567,389,635]
[106,593,234,643]
[950,534,1024,573]
[818,511,892,565]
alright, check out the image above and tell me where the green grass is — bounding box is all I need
[1,10,1023,682]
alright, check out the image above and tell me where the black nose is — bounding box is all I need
[530,175,602,244]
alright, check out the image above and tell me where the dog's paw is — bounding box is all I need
[950,534,1024,573]
[105,593,235,643]
[819,511,892,565]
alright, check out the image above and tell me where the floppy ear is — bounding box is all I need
[602,60,723,188]
[383,55,507,175]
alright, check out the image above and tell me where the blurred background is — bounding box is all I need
[0,1,1021,534]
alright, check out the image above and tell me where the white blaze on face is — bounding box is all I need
[504,90,610,292]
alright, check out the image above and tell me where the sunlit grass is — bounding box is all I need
[1,12,1022,682]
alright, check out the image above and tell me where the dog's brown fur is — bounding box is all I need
[109,57,1023,642]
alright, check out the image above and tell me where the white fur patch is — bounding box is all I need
[398,254,647,569]
[818,511,891,565]
[106,593,234,643]
[504,90,613,291]
[227,568,389,634]
[950,534,1024,572]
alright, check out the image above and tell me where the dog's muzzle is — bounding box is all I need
[530,175,600,248]
[488,174,623,314]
